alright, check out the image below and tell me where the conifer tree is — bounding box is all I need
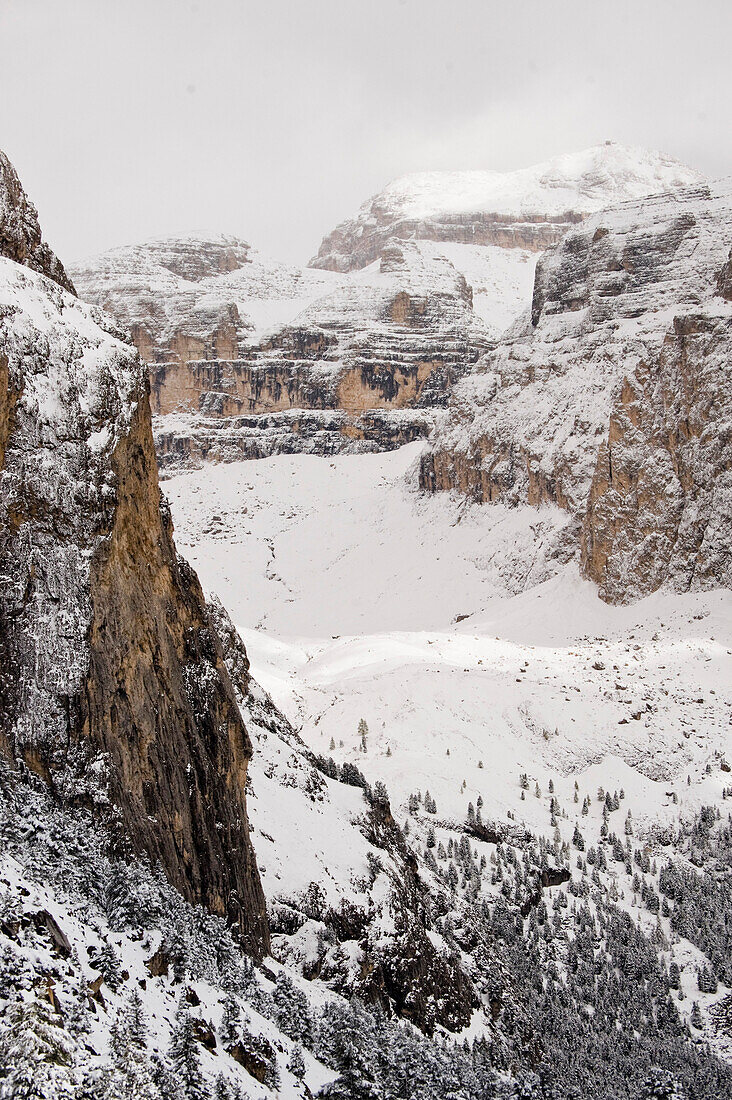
[287,1045,306,1080]
[107,994,158,1100]
[169,1006,208,1100]
[89,942,123,992]
[214,1075,231,1100]
[0,995,75,1100]
[219,993,240,1047]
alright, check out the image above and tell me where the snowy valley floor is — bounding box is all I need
[165,442,732,1063]
[166,442,732,830]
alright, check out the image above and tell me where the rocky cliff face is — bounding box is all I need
[310,143,704,272]
[421,181,732,604]
[0,154,268,955]
[155,407,436,475]
[0,151,75,294]
[70,235,341,368]
[73,237,492,465]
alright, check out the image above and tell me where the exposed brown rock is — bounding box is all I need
[71,237,488,467]
[225,1037,274,1082]
[145,945,170,977]
[32,910,72,957]
[191,1018,217,1051]
[580,313,732,602]
[0,158,269,956]
[83,385,268,956]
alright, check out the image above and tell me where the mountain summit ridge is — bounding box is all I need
[309,142,705,272]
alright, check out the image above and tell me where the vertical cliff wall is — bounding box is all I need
[0,153,268,955]
[421,183,732,604]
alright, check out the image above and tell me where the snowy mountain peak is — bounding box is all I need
[74,233,254,284]
[375,143,705,221]
[310,143,706,271]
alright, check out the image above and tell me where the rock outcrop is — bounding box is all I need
[155,407,436,476]
[0,153,268,955]
[421,181,732,604]
[310,143,704,272]
[69,234,338,368]
[0,150,75,294]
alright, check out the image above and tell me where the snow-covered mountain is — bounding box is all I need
[309,143,705,271]
[69,144,705,474]
[70,234,344,358]
[72,236,494,472]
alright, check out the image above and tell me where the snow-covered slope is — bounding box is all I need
[310,143,705,272]
[164,444,732,808]
[361,145,704,220]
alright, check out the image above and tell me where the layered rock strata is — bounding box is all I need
[73,238,491,463]
[154,408,435,475]
[70,146,703,469]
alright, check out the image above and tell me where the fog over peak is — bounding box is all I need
[1,0,730,266]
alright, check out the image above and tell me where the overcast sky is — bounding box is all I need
[1,0,730,266]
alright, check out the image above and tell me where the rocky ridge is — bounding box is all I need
[421,180,732,603]
[0,153,268,955]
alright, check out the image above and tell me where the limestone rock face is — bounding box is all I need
[0,151,75,294]
[70,235,341,369]
[422,182,732,604]
[310,143,704,272]
[0,158,268,955]
[73,237,491,464]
